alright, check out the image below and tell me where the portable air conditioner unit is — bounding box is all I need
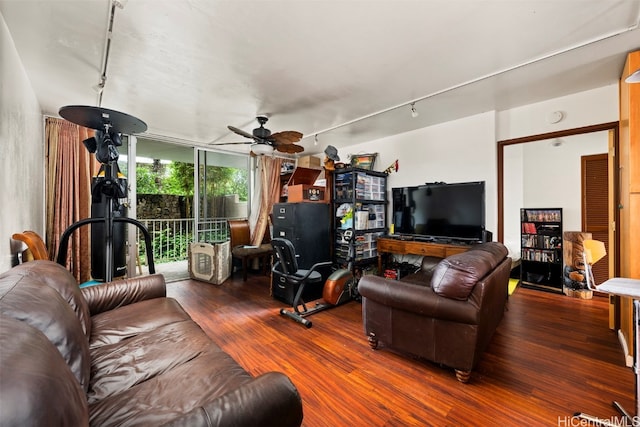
[188,241,231,285]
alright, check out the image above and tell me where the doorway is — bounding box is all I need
[498,121,620,281]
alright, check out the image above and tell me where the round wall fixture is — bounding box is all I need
[551,138,563,147]
[547,111,564,124]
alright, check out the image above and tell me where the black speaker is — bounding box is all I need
[482,229,493,243]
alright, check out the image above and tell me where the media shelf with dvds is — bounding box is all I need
[520,208,563,293]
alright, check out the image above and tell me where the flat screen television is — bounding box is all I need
[392,181,485,241]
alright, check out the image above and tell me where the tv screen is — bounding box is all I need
[392,181,485,241]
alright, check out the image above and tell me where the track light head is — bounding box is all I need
[410,103,419,118]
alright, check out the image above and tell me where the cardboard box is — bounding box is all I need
[297,155,322,169]
[287,167,327,203]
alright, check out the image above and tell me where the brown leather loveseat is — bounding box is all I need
[358,242,511,383]
[0,260,303,426]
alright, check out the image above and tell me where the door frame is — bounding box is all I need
[497,121,620,277]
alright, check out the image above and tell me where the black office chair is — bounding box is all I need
[271,238,332,328]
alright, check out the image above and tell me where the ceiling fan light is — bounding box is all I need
[251,144,274,155]
[625,69,640,83]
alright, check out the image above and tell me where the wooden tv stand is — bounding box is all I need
[376,236,471,274]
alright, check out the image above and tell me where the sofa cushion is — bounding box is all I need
[25,261,91,338]
[400,255,443,287]
[431,250,496,300]
[88,351,255,427]
[89,297,193,349]
[0,274,91,391]
[0,315,89,426]
[420,255,443,273]
[9,261,93,336]
[88,320,224,403]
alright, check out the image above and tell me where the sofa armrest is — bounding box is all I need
[359,275,478,324]
[161,372,303,427]
[81,274,166,315]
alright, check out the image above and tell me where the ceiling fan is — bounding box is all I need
[214,116,304,155]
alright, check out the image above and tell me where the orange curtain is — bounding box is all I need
[45,117,98,282]
[251,156,282,245]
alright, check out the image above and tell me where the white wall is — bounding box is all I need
[496,84,619,140]
[522,133,608,231]
[338,85,619,250]
[0,13,44,270]
[336,111,498,236]
[503,144,524,252]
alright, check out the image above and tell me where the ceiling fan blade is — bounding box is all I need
[276,144,304,154]
[228,125,256,140]
[271,131,303,145]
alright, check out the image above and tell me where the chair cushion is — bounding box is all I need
[232,243,272,258]
[290,270,323,283]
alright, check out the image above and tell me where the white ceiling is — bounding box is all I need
[2,0,639,157]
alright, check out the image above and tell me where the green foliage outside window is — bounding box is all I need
[136,166,160,194]
[198,165,248,202]
[134,159,248,263]
[136,161,247,201]
[138,228,193,263]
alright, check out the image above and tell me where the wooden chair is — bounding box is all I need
[228,219,272,281]
[12,231,49,261]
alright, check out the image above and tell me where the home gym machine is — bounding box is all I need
[56,105,155,282]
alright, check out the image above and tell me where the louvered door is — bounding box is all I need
[581,153,609,285]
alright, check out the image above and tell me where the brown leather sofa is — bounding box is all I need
[359,242,511,383]
[0,260,303,426]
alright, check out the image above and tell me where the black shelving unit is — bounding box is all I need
[520,208,563,293]
[332,168,387,278]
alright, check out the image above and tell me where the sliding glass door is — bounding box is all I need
[116,140,249,279]
[194,148,250,242]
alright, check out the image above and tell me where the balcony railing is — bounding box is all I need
[137,218,229,264]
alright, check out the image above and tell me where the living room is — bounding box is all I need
[2,1,640,426]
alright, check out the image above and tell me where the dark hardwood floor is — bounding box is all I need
[167,272,634,426]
